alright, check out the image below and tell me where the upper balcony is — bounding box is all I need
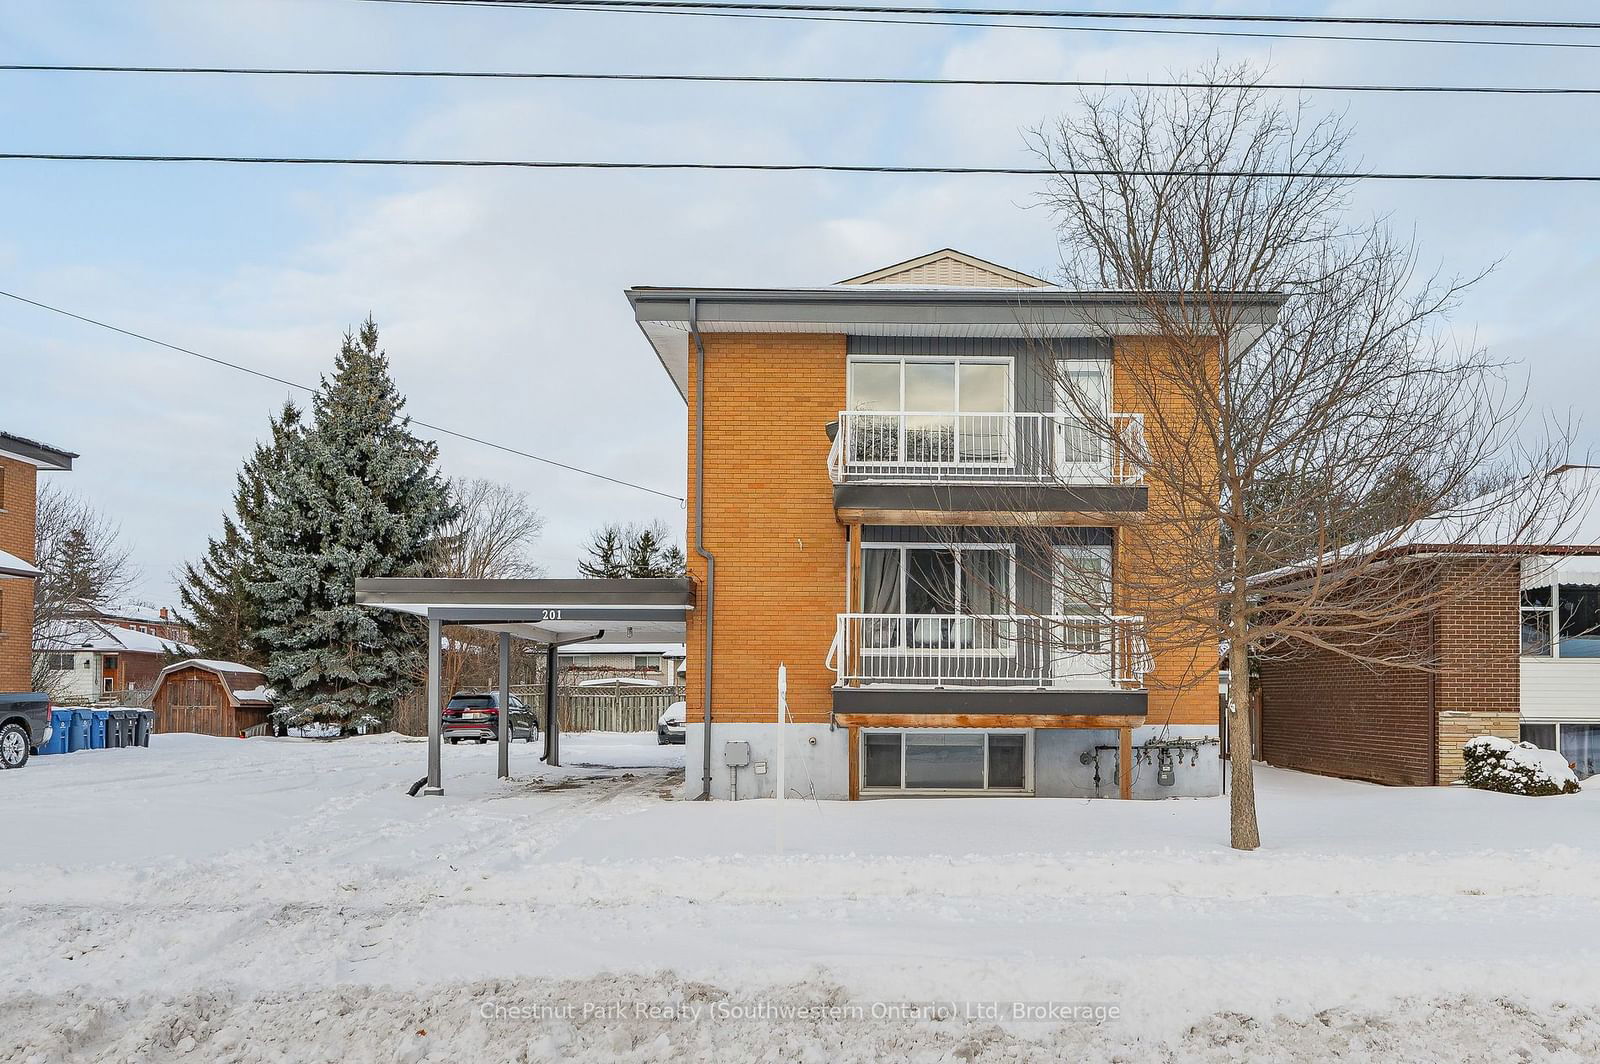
[827,410,1148,521]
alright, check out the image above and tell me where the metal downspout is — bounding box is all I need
[690,296,716,801]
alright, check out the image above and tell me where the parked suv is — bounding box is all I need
[443,692,539,745]
[0,693,51,769]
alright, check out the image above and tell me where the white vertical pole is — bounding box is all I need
[776,663,787,855]
[423,612,443,796]
[496,631,511,780]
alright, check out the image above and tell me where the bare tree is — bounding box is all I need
[32,480,138,631]
[985,65,1584,849]
[403,478,547,728]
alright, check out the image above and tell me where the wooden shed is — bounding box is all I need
[151,659,275,737]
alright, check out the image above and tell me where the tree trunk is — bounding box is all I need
[1227,634,1261,850]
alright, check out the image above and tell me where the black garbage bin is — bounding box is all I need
[104,710,125,748]
[134,709,153,747]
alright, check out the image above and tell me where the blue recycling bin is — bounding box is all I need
[88,709,110,750]
[38,708,73,755]
[67,709,92,752]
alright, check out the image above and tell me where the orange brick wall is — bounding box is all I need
[1112,338,1220,727]
[0,455,40,693]
[686,333,848,725]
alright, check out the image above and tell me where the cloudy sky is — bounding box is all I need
[3,0,1598,606]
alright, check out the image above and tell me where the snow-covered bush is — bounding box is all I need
[1462,736,1580,796]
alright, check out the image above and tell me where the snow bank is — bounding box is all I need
[1463,735,1581,796]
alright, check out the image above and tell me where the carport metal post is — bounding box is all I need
[543,642,560,768]
[423,612,444,796]
[497,631,511,780]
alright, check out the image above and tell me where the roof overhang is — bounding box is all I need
[0,432,76,470]
[354,577,694,644]
[0,547,42,579]
[626,286,1287,400]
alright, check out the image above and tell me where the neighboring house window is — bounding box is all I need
[633,655,660,670]
[1521,587,1554,656]
[860,543,1013,650]
[566,654,590,666]
[847,356,1011,465]
[44,652,75,671]
[1522,721,1600,779]
[1521,582,1600,658]
[102,654,118,672]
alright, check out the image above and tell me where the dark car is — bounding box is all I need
[443,692,539,745]
[0,693,51,769]
[658,700,686,745]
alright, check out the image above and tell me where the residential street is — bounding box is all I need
[5,733,1598,1061]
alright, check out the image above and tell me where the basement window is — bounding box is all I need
[860,729,1030,793]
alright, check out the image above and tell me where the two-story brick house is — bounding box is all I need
[628,249,1284,799]
[0,431,77,694]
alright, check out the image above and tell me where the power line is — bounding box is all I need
[402,0,1600,32]
[10,63,1600,96]
[0,288,686,503]
[350,0,1600,50]
[6,153,1600,181]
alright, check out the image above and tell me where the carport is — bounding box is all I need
[354,578,693,795]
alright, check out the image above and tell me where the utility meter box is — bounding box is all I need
[723,741,751,768]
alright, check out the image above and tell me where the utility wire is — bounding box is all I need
[351,0,1600,50]
[6,154,1600,181]
[0,288,686,503]
[10,64,1600,96]
[405,0,1600,32]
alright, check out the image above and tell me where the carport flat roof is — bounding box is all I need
[354,577,693,644]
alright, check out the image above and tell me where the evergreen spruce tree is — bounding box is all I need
[253,319,453,731]
[177,401,303,667]
[578,521,687,578]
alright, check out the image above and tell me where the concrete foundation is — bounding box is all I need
[682,722,1222,800]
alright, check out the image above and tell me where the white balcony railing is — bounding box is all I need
[828,411,1146,486]
[826,613,1153,690]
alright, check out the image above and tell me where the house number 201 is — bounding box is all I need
[540,609,562,620]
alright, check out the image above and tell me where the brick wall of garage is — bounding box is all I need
[1256,557,1521,786]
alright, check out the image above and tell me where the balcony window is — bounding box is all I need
[1054,361,1112,472]
[847,356,1010,466]
[860,543,1013,651]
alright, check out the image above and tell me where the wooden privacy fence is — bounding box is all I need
[517,684,685,734]
[394,684,685,736]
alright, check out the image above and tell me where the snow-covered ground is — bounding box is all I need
[4,733,1599,1062]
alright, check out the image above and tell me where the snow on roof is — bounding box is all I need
[175,658,265,675]
[1252,466,1600,586]
[0,547,43,579]
[35,619,194,656]
[559,642,687,657]
[575,675,666,687]
[230,685,275,705]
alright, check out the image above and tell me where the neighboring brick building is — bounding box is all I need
[627,249,1286,799]
[1256,466,1600,786]
[0,432,77,694]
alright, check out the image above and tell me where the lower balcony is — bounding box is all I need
[826,612,1152,722]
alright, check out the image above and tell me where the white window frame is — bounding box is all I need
[847,355,1015,469]
[859,728,1034,794]
[1052,358,1113,480]
[1521,579,1600,661]
[859,541,1018,657]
